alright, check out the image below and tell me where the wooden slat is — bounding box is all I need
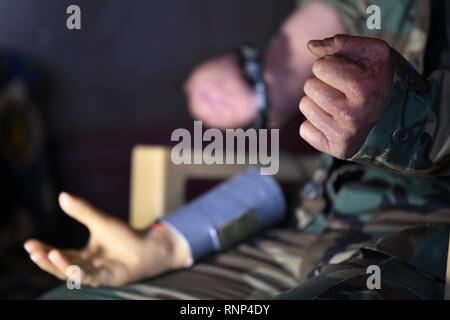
[129,146,169,229]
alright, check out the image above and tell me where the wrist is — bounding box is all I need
[236,45,269,129]
[142,223,192,276]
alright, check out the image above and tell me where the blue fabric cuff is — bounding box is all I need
[160,168,286,262]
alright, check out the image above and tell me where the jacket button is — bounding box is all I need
[302,182,318,200]
[392,127,412,144]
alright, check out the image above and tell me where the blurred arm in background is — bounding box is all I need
[184,1,345,129]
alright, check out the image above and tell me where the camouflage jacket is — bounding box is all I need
[286,0,450,299]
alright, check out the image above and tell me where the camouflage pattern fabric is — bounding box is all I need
[277,225,449,299]
[314,0,429,72]
[350,69,450,175]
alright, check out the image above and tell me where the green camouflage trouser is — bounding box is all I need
[41,222,449,300]
[278,224,449,299]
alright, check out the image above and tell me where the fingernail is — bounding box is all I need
[24,242,32,252]
[59,191,69,200]
[308,39,322,48]
[309,36,335,49]
[48,251,58,262]
[58,192,72,207]
[30,254,40,263]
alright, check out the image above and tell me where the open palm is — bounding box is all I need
[24,193,184,287]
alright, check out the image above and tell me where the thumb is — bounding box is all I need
[58,192,105,230]
[307,35,344,58]
[307,34,387,64]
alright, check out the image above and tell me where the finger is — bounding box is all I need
[24,239,53,256]
[308,35,340,58]
[48,250,73,274]
[303,77,346,117]
[308,34,390,67]
[307,35,368,60]
[311,55,362,98]
[299,120,330,155]
[47,249,105,287]
[29,252,66,280]
[299,96,338,139]
[308,34,363,59]
[25,239,72,280]
[25,239,95,281]
[25,239,91,267]
[58,192,106,230]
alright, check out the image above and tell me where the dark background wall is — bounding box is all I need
[0,0,296,218]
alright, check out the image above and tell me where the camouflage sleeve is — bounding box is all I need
[311,0,428,71]
[311,0,417,34]
[349,69,450,176]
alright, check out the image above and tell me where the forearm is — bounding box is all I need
[263,1,345,127]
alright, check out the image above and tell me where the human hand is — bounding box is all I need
[184,53,257,129]
[299,34,394,159]
[24,193,189,287]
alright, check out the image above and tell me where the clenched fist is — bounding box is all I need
[299,34,394,159]
[184,53,257,129]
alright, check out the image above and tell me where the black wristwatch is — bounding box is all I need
[236,45,270,129]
